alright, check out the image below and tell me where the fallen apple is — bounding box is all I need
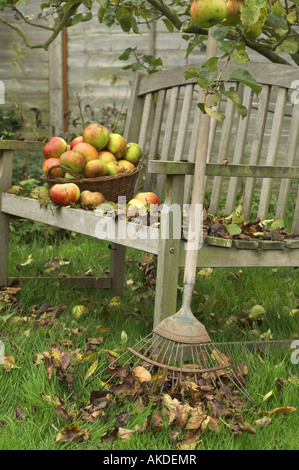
[83,123,110,150]
[134,192,161,206]
[190,0,227,29]
[42,157,65,177]
[73,142,99,162]
[49,183,80,206]
[105,133,127,160]
[84,159,108,178]
[59,150,86,173]
[79,190,105,208]
[118,160,135,172]
[43,137,68,159]
[124,142,142,165]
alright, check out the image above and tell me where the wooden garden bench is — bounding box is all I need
[1,61,298,350]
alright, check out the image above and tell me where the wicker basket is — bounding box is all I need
[41,162,143,203]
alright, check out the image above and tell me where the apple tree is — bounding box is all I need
[0,0,298,117]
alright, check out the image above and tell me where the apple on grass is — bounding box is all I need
[43,137,67,159]
[124,143,142,165]
[83,123,110,150]
[42,158,65,177]
[84,159,108,178]
[73,142,99,162]
[49,183,80,206]
[190,0,227,28]
[59,150,85,173]
[105,133,127,160]
[79,190,105,208]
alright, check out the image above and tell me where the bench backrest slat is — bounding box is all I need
[125,63,299,230]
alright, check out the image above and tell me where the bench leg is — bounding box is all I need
[153,174,184,327]
[109,243,126,297]
[0,150,13,286]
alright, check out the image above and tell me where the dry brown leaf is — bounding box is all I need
[255,416,272,429]
[133,366,151,384]
[268,406,296,415]
[55,424,91,442]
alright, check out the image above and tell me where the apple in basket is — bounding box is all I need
[59,150,85,173]
[98,151,117,163]
[70,135,83,149]
[118,160,135,172]
[124,143,142,165]
[84,159,108,178]
[73,142,98,163]
[106,161,125,176]
[79,190,105,208]
[105,133,127,160]
[83,123,110,150]
[43,137,68,159]
[42,157,65,177]
[49,183,80,206]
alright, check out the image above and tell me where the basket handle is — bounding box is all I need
[47,164,83,180]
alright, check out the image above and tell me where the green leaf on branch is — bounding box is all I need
[210,24,230,41]
[278,38,299,54]
[185,57,219,89]
[230,50,250,64]
[220,85,248,119]
[229,68,262,95]
[240,0,267,27]
[197,103,225,121]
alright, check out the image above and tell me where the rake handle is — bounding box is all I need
[183,32,217,288]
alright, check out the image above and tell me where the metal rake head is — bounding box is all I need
[87,330,254,405]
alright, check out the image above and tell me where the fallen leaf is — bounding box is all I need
[133,366,151,384]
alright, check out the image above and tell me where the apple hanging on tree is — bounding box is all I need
[190,0,227,29]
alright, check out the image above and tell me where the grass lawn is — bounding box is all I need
[0,226,298,450]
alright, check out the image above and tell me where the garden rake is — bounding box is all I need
[87,33,254,405]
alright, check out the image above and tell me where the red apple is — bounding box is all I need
[83,123,110,150]
[84,159,108,178]
[59,150,85,173]
[98,151,117,163]
[43,137,67,159]
[118,160,135,172]
[42,157,65,177]
[124,142,142,165]
[224,0,242,24]
[70,135,83,149]
[49,183,80,206]
[73,142,99,163]
[105,133,127,160]
[79,190,105,208]
[134,192,161,206]
[106,161,125,176]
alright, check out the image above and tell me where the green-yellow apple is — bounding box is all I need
[79,190,106,208]
[98,151,117,163]
[105,133,127,159]
[118,160,135,172]
[84,159,108,178]
[124,142,142,165]
[106,161,125,176]
[43,137,67,158]
[190,0,227,28]
[49,183,80,206]
[134,192,161,206]
[83,123,110,150]
[70,135,83,149]
[224,0,242,24]
[59,150,85,173]
[73,142,98,162]
[42,157,65,177]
